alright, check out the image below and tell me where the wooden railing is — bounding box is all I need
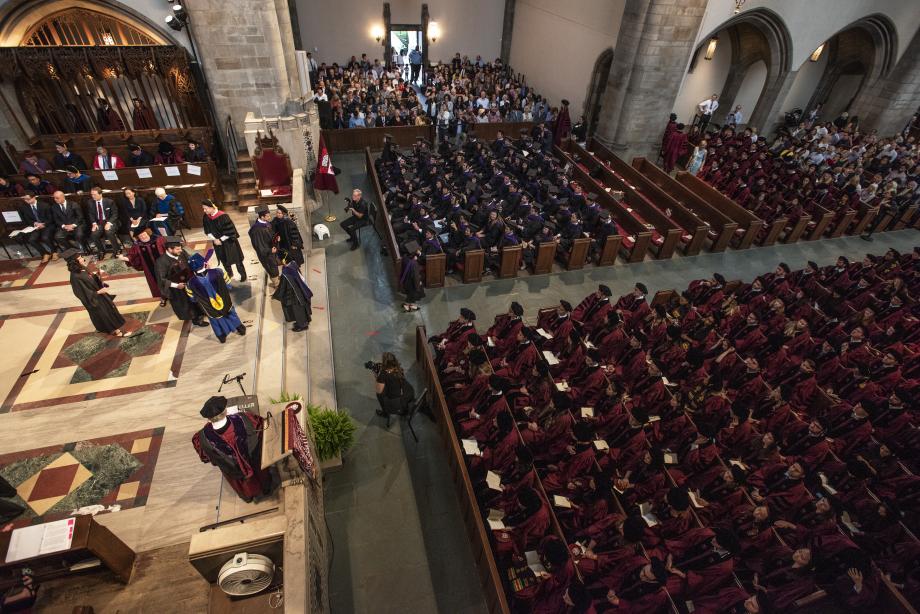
[323,122,536,152]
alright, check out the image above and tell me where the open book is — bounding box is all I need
[485,471,502,492]
[542,351,560,365]
[639,502,659,527]
[487,508,505,530]
[461,439,481,456]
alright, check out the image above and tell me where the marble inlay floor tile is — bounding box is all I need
[0,426,165,527]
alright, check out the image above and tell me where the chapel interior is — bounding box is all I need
[0,0,918,613]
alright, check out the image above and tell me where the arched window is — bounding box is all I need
[23,8,163,47]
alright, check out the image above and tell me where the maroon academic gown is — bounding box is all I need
[663,131,689,172]
[192,413,273,502]
[124,235,166,298]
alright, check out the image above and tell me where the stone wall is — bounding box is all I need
[594,0,708,161]
[855,28,920,137]
[184,0,302,142]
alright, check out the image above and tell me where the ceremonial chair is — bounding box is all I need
[251,130,293,206]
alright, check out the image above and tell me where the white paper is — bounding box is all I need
[101,170,118,181]
[593,440,609,451]
[555,381,569,392]
[729,459,748,471]
[662,376,677,387]
[536,328,553,340]
[583,340,596,349]
[206,233,217,241]
[19,226,36,234]
[664,452,679,465]
[647,415,661,423]
[525,550,546,574]
[485,471,502,491]
[225,405,239,415]
[462,439,481,456]
[164,166,181,177]
[6,518,75,563]
[542,351,559,365]
[186,164,202,176]
[487,336,496,348]
[487,508,505,530]
[552,495,572,509]
[136,167,153,179]
[639,502,659,527]
[39,518,75,554]
[260,189,274,197]
[688,491,706,509]
[581,407,594,418]
[2,211,22,223]
[8,230,20,237]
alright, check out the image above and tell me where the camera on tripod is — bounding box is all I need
[364,360,382,375]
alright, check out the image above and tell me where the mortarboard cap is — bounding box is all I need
[560,300,573,312]
[460,308,476,321]
[510,301,524,316]
[276,204,288,214]
[403,240,421,254]
[599,284,612,297]
[61,248,81,261]
[164,236,182,247]
[635,282,648,294]
[200,395,228,418]
[66,165,80,174]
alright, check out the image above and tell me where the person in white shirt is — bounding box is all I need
[312,88,328,102]
[476,91,491,109]
[697,94,719,132]
[726,105,743,127]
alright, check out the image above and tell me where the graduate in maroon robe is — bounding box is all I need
[131,97,159,130]
[553,99,572,146]
[118,229,166,298]
[192,396,274,502]
[663,123,689,172]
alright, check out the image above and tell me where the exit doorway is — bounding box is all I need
[390,28,423,85]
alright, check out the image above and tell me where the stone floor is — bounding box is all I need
[319,152,920,614]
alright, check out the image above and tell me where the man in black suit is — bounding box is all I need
[51,189,85,254]
[340,188,370,250]
[17,192,54,262]
[87,186,120,258]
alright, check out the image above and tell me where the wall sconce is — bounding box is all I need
[370,24,384,43]
[704,37,718,60]
[810,43,825,62]
[428,21,441,43]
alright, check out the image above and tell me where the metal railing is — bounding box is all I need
[225,114,241,176]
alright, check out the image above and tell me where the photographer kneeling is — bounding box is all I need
[341,188,370,250]
[368,352,414,420]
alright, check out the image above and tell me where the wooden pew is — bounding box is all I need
[462,249,485,283]
[424,253,446,288]
[851,202,879,235]
[783,213,813,244]
[325,126,434,152]
[632,157,739,253]
[364,147,403,284]
[597,234,621,266]
[498,245,521,278]
[828,208,858,238]
[469,122,536,142]
[565,141,683,260]
[561,237,590,270]
[806,204,835,241]
[533,241,556,275]
[556,147,653,263]
[673,172,771,249]
[894,203,919,230]
[415,327,512,614]
[582,140,709,257]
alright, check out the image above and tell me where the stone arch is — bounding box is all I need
[805,14,899,123]
[584,47,614,139]
[0,0,179,47]
[690,8,793,131]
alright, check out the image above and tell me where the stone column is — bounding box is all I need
[853,29,920,136]
[500,0,515,65]
[184,0,302,140]
[593,0,709,161]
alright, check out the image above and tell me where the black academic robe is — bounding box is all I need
[154,252,203,321]
[70,270,125,334]
[400,256,425,302]
[271,265,313,327]
[248,221,279,277]
[203,212,245,267]
[271,216,305,265]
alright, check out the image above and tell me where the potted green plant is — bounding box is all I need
[307,404,355,469]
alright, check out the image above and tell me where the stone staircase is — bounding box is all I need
[236,151,259,211]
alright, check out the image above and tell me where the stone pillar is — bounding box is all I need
[747,69,796,136]
[184,0,302,140]
[594,0,709,161]
[500,0,515,65]
[854,29,920,136]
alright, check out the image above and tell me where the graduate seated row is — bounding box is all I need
[427,245,920,612]
[378,128,618,280]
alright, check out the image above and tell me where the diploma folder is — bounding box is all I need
[639,502,659,527]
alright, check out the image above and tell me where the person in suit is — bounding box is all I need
[51,190,85,254]
[17,192,54,261]
[87,186,120,258]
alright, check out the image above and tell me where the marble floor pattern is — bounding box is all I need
[319,151,920,614]
[0,211,279,553]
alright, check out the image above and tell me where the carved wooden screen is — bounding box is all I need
[23,8,162,47]
[0,46,206,134]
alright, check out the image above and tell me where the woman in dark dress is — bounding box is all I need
[122,187,149,239]
[67,251,132,337]
[399,241,425,312]
[271,261,313,332]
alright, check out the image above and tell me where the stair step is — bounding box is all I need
[237,168,255,177]
[237,177,257,186]
[238,188,258,197]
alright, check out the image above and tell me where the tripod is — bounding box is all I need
[218,372,248,396]
[386,387,427,442]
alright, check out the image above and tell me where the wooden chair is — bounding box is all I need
[251,130,293,205]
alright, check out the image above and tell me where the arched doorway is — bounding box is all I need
[0,2,206,135]
[675,8,791,132]
[802,14,897,126]
[584,48,613,139]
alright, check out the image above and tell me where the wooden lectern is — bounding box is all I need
[0,516,135,584]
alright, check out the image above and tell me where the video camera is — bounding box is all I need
[364,360,382,375]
